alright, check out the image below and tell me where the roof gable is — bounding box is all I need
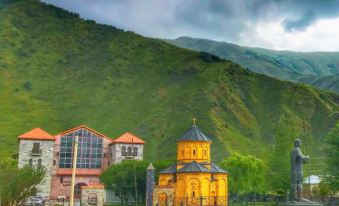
[18,127,55,141]
[211,162,228,174]
[56,125,114,142]
[113,132,145,144]
[159,164,177,174]
[177,125,212,142]
[177,161,210,173]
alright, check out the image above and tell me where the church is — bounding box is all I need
[149,122,228,206]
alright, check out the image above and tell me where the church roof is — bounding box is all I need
[177,125,212,142]
[159,164,177,174]
[177,161,210,173]
[211,162,228,174]
[18,127,55,141]
[113,132,145,144]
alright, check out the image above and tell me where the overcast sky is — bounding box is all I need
[42,0,339,52]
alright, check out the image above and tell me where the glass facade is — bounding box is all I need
[59,128,103,169]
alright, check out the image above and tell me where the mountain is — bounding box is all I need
[165,37,339,93]
[0,0,338,164]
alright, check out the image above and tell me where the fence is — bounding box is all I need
[174,196,228,206]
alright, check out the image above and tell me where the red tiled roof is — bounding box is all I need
[57,168,102,176]
[18,128,55,141]
[113,132,145,144]
[55,125,114,142]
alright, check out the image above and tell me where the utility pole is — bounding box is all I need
[300,118,311,197]
[70,136,79,206]
[133,138,138,206]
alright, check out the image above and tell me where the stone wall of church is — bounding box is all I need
[18,139,55,199]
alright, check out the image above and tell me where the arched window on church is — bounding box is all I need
[133,147,138,156]
[121,146,126,156]
[182,149,184,157]
[127,147,132,156]
[205,150,207,156]
[193,149,196,156]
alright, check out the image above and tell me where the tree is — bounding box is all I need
[0,157,45,206]
[268,114,300,194]
[322,122,339,196]
[100,160,171,204]
[220,153,266,195]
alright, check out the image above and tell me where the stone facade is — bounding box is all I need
[146,163,155,206]
[110,143,143,164]
[18,139,54,199]
[81,185,105,206]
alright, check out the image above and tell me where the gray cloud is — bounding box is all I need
[41,0,339,51]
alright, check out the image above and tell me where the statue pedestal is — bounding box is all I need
[280,201,323,206]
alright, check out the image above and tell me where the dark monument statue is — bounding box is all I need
[290,139,309,202]
[281,139,322,206]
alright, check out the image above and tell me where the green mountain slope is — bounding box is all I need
[312,75,339,92]
[0,0,338,164]
[165,37,339,93]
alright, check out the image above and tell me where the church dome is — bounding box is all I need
[177,125,212,142]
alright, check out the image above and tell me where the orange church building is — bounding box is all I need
[151,123,228,206]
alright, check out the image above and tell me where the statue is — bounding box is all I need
[290,139,309,202]
[281,139,323,206]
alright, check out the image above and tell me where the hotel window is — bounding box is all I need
[59,129,103,169]
[121,146,127,156]
[127,147,132,156]
[38,159,42,168]
[32,143,41,154]
[133,147,138,156]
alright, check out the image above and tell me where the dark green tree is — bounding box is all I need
[220,153,266,195]
[0,157,45,206]
[100,160,171,204]
[322,122,339,196]
[268,114,299,194]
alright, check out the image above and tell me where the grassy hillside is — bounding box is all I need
[0,0,338,167]
[166,37,339,93]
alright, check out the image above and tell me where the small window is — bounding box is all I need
[193,149,196,156]
[29,159,33,167]
[53,160,56,166]
[205,150,207,156]
[192,191,195,197]
[182,150,184,156]
[133,147,138,156]
[60,177,63,183]
[38,159,42,168]
[32,143,41,154]
[127,147,132,156]
[121,146,126,156]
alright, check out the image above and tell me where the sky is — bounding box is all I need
[41,0,339,52]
